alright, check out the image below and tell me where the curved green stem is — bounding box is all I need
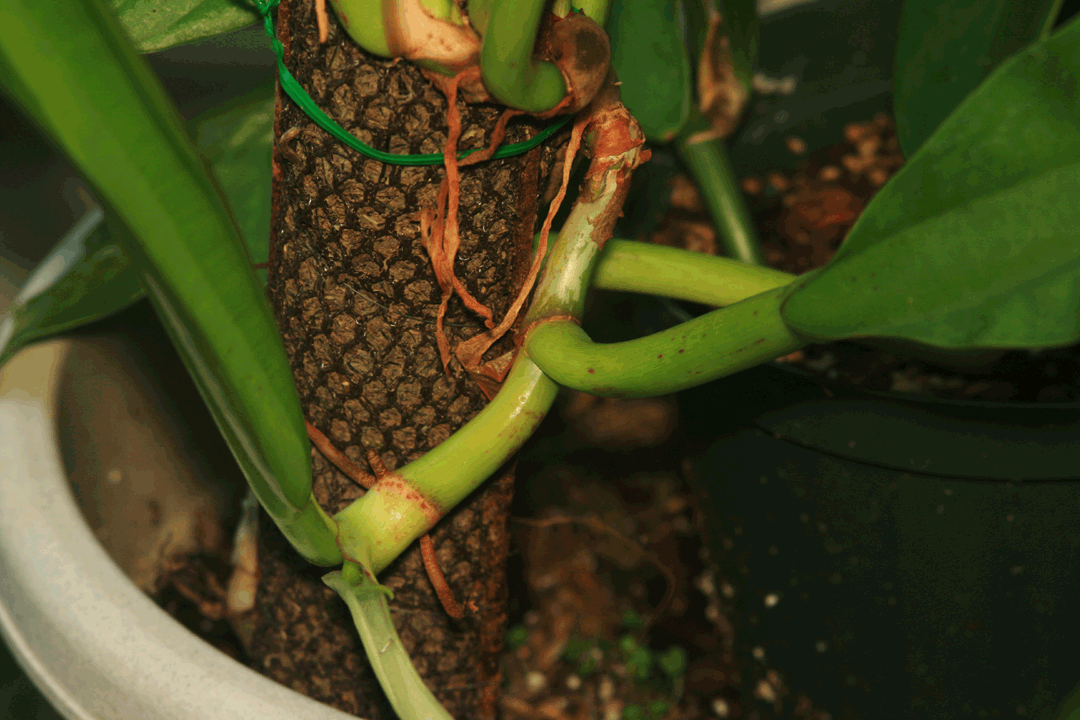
[676,112,764,265]
[0,0,341,566]
[335,92,645,574]
[334,358,557,573]
[525,285,804,397]
[480,0,567,112]
[592,239,794,305]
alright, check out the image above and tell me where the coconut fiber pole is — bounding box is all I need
[253,0,558,716]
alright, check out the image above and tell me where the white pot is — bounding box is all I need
[0,340,355,720]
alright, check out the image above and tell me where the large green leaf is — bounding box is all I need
[781,17,1080,350]
[110,0,260,53]
[606,0,691,142]
[0,0,339,565]
[190,82,275,272]
[0,85,276,370]
[894,0,1064,157]
[0,208,142,367]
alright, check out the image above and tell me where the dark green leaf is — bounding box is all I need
[782,18,1080,350]
[0,0,339,565]
[894,0,1064,156]
[190,82,275,275]
[0,83,276,368]
[606,0,691,142]
[110,0,260,53]
[0,208,143,367]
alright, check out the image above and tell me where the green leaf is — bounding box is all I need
[0,207,143,367]
[1053,676,1080,719]
[0,0,340,565]
[189,82,275,274]
[894,0,1064,157]
[606,0,691,142]
[658,645,687,677]
[0,82,275,364]
[109,0,260,54]
[782,18,1080,350]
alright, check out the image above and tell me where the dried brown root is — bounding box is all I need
[452,111,588,390]
[315,0,329,43]
[305,420,376,489]
[420,69,499,374]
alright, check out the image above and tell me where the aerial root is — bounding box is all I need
[452,112,587,394]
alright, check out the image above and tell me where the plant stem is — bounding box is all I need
[676,112,764,265]
[592,239,793,305]
[323,569,452,720]
[0,0,341,567]
[480,0,566,112]
[334,358,557,572]
[525,284,804,397]
[334,88,646,574]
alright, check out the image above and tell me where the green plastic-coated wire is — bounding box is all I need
[253,0,571,166]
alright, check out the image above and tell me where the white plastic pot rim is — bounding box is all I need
[0,341,356,720]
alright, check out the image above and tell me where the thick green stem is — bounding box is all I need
[525,285,804,397]
[334,91,646,574]
[480,0,566,112]
[676,112,764,265]
[592,238,793,305]
[334,359,556,572]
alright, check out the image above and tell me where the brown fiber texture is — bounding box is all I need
[252,0,560,717]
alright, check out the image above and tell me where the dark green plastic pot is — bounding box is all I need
[682,363,1080,720]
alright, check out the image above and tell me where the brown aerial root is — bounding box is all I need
[420,68,502,373]
[314,0,330,43]
[305,420,376,488]
[451,112,588,393]
[420,535,465,619]
[305,421,465,618]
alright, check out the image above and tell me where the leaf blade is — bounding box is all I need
[0,0,339,565]
[0,208,143,367]
[782,17,1080,349]
[109,0,260,53]
[606,0,692,142]
[893,0,1064,157]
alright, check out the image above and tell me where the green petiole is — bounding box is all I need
[334,357,558,573]
[479,0,567,112]
[323,569,451,720]
[525,284,804,398]
[334,88,646,574]
[676,112,765,265]
[592,238,792,306]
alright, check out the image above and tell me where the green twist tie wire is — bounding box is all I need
[254,0,570,165]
